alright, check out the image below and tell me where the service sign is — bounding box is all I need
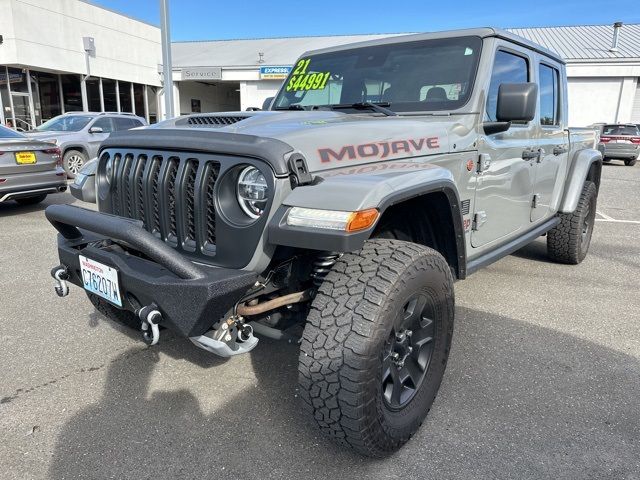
[260,66,292,80]
[181,67,222,81]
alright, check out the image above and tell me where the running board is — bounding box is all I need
[466,217,560,275]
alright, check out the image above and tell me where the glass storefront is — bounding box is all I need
[0,65,157,129]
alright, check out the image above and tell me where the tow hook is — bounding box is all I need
[138,304,161,346]
[51,265,70,298]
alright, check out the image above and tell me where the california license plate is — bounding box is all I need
[79,255,122,307]
[15,151,36,164]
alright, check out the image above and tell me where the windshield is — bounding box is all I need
[36,115,93,132]
[602,125,639,136]
[273,36,482,113]
[0,125,26,139]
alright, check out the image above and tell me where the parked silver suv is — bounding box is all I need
[25,112,147,177]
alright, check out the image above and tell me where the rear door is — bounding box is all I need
[531,61,569,222]
[472,46,537,248]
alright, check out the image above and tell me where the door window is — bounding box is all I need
[539,64,560,126]
[113,117,140,131]
[92,117,114,133]
[486,50,529,122]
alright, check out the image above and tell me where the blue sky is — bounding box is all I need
[91,0,640,41]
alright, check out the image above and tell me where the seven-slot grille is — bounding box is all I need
[107,152,220,254]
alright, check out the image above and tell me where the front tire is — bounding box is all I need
[63,149,87,178]
[624,158,637,166]
[298,239,455,457]
[547,181,597,264]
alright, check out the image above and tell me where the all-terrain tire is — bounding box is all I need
[547,181,597,264]
[298,239,455,457]
[624,158,637,166]
[86,292,140,329]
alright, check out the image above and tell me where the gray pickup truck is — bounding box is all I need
[46,28,601,457]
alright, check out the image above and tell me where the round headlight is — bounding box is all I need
[237,166,268,219]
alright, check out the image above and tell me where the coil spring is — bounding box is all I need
[311,252,341,287]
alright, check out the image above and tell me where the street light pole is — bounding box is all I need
[160,0,174,119]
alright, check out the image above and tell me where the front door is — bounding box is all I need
[86,117,113,158]
[472,46,537,248]
[531,62,569,222]
[10,93,34,131]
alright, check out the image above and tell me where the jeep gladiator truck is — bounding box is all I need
[46,28,601,457]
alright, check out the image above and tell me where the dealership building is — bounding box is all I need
[1,0,639,128]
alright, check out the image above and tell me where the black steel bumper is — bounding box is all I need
[45,204,258,337]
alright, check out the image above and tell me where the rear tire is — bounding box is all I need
[298,239,455,457]
[624,158,637,166]
[63,149,87,178]
[86,292,140,330]
[15,194,47,205]
[547,181,597,264]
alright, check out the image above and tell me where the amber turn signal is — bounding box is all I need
[346,208,379,232]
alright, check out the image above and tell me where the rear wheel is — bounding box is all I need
[547,181,597,264]
[63,149,87,178]
[298,239,454,457]
[15,194,47,206]
[624,158,637,166]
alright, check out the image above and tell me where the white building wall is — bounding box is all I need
[0,0,162,86]
[239,80,283,110]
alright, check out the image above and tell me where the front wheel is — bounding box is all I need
[63,149,87,178]
[624,158,637,166]
[547,181,597,264]
[298,239,455,457]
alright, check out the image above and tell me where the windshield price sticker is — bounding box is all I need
[286,58,331,92]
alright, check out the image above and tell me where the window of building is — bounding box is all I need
[147,86,157,123]
[102,78,117,112]
[486,50,529,122]
[1,67,12,125]
[61,74,82,112]
[133,83,144,116]
[119,81,132,112]
[6,67,29,94]
[34,72,62,123]
[539,64,560,126]
[86,78,102,112]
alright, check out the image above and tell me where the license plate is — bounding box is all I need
[612,139,631,144]
[79,255,122,307]
[15,151,36,164]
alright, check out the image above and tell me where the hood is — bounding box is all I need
[160,111,476,174]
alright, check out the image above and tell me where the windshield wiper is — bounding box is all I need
[274,104,305,111]
[330,102,397,116]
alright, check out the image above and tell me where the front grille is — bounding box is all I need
[107,152,221,255]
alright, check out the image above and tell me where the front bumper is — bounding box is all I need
[46,204,258,337]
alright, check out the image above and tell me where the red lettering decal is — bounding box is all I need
[318,146,356,163]
[426,137,440,149]
[391,141,410,154]
[409,138,425,151]
[356,143,379,157]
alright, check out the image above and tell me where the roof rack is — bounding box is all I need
[62,111,139,116]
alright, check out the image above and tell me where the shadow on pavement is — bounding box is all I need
[0,191,77,218]
[49,307,640,479]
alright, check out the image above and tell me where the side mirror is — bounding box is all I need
[496,83,538,122]
[88,126,103,134]
[262,96,274,111]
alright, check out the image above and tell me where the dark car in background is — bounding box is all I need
[0,125,67,205]
[597,123,640,166]
[25,112,147,178]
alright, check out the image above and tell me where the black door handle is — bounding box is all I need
[553,146,568,156]
[522,149,539,160]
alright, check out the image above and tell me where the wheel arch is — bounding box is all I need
[559,148,602,214]
[62,145,89,158]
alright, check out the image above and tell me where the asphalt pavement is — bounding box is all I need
[1,163,639,480]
